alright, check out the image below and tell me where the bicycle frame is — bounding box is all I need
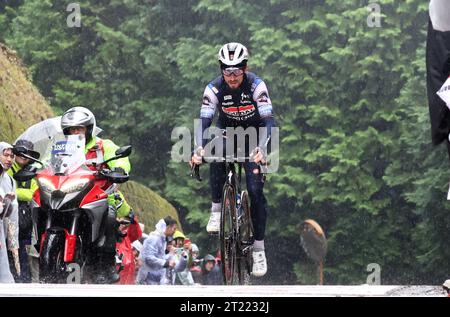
[191,156,260,285]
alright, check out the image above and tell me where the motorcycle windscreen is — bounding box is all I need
[15,116,103,160]
[15,117,63,159]
[48,134,86,175]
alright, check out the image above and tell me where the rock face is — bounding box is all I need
[0,43,53,142]
[0,43,180,232]
[121,181,181,231]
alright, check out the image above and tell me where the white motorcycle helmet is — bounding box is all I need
[218,42,249,68]
[61,106,97,142]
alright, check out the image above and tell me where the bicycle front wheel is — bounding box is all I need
[237,190,253,285]
[220,184,239,285]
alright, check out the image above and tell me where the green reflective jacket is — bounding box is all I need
[7,161,39,202]
[86,137,132,217]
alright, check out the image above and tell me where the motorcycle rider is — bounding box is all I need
[60,106,133,283]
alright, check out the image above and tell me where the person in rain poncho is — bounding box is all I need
[136,216,187,285]
[191,254,222,285]
[170,230,194,285]
[0,142,19,283]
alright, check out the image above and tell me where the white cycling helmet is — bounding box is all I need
[61,106,97,142]
[218,42,249,67]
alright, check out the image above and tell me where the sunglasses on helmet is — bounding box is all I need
[222,67,245,77]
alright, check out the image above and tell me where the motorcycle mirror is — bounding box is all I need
[101,145,132,167]
[115,145,132,158]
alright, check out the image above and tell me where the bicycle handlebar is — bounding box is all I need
[189,156,269,182]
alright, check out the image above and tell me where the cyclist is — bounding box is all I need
[190,42,276,277]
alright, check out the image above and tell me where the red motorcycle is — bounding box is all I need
[14,133,131,283]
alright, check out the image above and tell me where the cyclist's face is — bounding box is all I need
[223,66,247,90]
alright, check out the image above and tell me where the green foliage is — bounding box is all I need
[1,0,448,285]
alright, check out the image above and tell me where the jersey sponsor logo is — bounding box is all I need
[222,104,256,117]
[438,77,450,109]
[202,95,212,106]
[224,95,232,101]
[241,93,250,100]
[212,86,219,94]
[257,92,269,103]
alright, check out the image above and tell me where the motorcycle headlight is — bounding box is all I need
[38,178,56,193]
[61,178,90,194]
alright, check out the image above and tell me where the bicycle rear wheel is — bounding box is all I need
[220,184,239,285]
[237,190,253,285]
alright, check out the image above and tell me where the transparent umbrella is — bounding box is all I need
[14,116,102,159]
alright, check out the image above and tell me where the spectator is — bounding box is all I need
[6,139,39,283]
[191,254,222,285]
[131,240,143,271]
[174,238,195,286]
[191,244,200,261]
[0,142,19,283]
[136,216,186,285]
[173,230,186,248]
[161,235,189,285]
[115,214,142,285]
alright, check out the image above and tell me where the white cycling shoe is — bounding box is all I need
[206,212,221,233]
[252,250,267,277]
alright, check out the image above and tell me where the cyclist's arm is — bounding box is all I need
[195,85,219,149]
[253,81,276,150]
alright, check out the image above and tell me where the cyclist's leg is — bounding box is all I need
[211,161,227,204]
[243,162,268,276]
[208,162,227,232]
[243,162,267,244]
